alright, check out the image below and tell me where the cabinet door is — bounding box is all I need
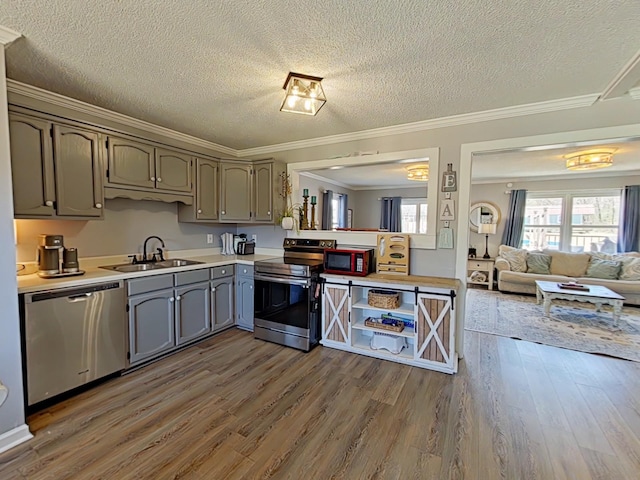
[196,158,218,220]
[128,289,175,365]
[9,113,55,217]
[220,163,252,221]
[415,293,455,370]
[107,137,155,189]
[322,285,350,344]
[253,162,273,222]
[53,125,103,217]
[236,276,254,331]
[175,282,211,345]
[211,277,234,332]
[156,148,192,193]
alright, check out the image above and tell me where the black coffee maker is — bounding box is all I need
[37,234,83,278]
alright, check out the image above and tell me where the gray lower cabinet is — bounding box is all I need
[212,276,235,332]
[175,281,211,345]
[9,113,104,219]
[128,288,176,365]
[236,266,254,331]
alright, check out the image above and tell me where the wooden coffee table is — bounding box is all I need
[535,280,625,325]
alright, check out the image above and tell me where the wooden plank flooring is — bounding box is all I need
[1,328,639,479]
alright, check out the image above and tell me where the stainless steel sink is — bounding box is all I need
[100,259,204,273]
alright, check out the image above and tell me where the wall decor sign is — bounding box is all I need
[441,163,457,192]
[439,199,455,221]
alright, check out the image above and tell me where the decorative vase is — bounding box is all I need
[281,216,294,230]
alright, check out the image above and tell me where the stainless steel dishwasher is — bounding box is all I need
[24,281,126,406]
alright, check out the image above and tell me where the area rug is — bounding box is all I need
[465,289,640,362]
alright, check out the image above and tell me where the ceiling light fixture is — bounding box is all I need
[280,72,326,116]
[406,165,429,181]
[565,150,615,171]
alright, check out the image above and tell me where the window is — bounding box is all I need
[401,198,427,233]
[522,191,621,253]
[331,194,347,229]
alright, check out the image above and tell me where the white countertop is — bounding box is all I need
[17,251,280,294]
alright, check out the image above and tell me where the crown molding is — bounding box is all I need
[299,171,351,190]
[6,80,238,157]
[599,48,640,100]
[630,87,640,101]
[238,94,600,157]
[0,25,21,46]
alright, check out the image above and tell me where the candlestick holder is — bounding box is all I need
[301,195,310,230]
[310,203,317,230]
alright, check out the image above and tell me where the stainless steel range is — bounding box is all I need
[254,238,336,351]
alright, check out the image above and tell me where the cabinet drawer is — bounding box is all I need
[468,260,492,270]
[237,265,254,277]
[175,269,210,286]
[211,265,234,279]
[127,274,174,296]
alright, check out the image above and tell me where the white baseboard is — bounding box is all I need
[0,424,33,454]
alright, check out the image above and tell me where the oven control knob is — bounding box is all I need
[320,241,325,247]
[291,240,296,245]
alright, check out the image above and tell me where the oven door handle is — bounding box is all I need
[254,274,310,287]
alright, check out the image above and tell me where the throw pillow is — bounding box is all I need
[526,252,551,274]
[619,257,640,281]
[501,248,528,273]
[585,258,622,280]
[544,250,591,277]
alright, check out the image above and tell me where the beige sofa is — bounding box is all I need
[495,245,640,306]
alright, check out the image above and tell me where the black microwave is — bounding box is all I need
[323,248,374,276]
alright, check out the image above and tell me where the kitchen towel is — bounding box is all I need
[221,233,235,255]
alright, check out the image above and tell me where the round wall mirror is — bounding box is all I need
[469,202,501,233]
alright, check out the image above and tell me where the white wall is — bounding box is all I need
[469,174,640,258]
[0,47,28,442]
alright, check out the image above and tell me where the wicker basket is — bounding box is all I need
[367,289,400,309]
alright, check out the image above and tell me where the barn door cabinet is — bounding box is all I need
[320,274,459,374]
[104,136,193,200]
[9,112,104,219]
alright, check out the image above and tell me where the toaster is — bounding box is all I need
[236,241,255,255]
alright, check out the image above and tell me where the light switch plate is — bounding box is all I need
[206,234,214,244]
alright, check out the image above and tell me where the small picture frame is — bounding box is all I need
[468,247,477,258]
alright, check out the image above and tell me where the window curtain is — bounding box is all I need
[500,189,527,247]
[380,197,402,232]
[338,194,348,228]
[321,190,333,230]
[618,185,640,252]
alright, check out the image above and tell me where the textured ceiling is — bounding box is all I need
[2,1,640,150]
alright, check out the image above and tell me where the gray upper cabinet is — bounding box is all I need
[53,125,104,217]
[9,113,104,219]
[9,113,55,217]
[155,148,192,193]
[253,162,273,222]
[107,137,155,189]
[177,158,218,223]
[106,137,192,194]
[211,276,235,332]
[175,282,211,345]
[220,162,252,222]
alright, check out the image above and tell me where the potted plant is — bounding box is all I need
[277,173,300,232]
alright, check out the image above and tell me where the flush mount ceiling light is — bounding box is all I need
[406,164,429,181]
[565,150,615,171]
[280,72,326,116]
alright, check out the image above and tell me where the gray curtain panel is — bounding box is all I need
[322,190,333,230]
[618,185,640,252]
[500,189,527,247]
[339,194,348,228]
[380,197,402,232]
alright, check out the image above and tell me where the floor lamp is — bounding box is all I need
[478,223,497,259]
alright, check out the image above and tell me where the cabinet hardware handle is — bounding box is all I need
[197,209,202,214]
[221,210,226,215]
[176,295,181,301]
[151,176,156,181]
[267,211,271,215]
[169,297,175,302]
[249,285,253,289]
[95,203,102,209]
[211,287,216,292]
[45,200,54,207]
[157,177,162,182]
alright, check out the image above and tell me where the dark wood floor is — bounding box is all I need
[1,328,639,480]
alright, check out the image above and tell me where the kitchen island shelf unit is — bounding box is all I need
[321,273,460,374]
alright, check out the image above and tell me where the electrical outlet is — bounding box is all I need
[251,234,257,243]
[206,234,214,244]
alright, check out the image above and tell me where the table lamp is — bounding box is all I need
[478,223,497,259]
